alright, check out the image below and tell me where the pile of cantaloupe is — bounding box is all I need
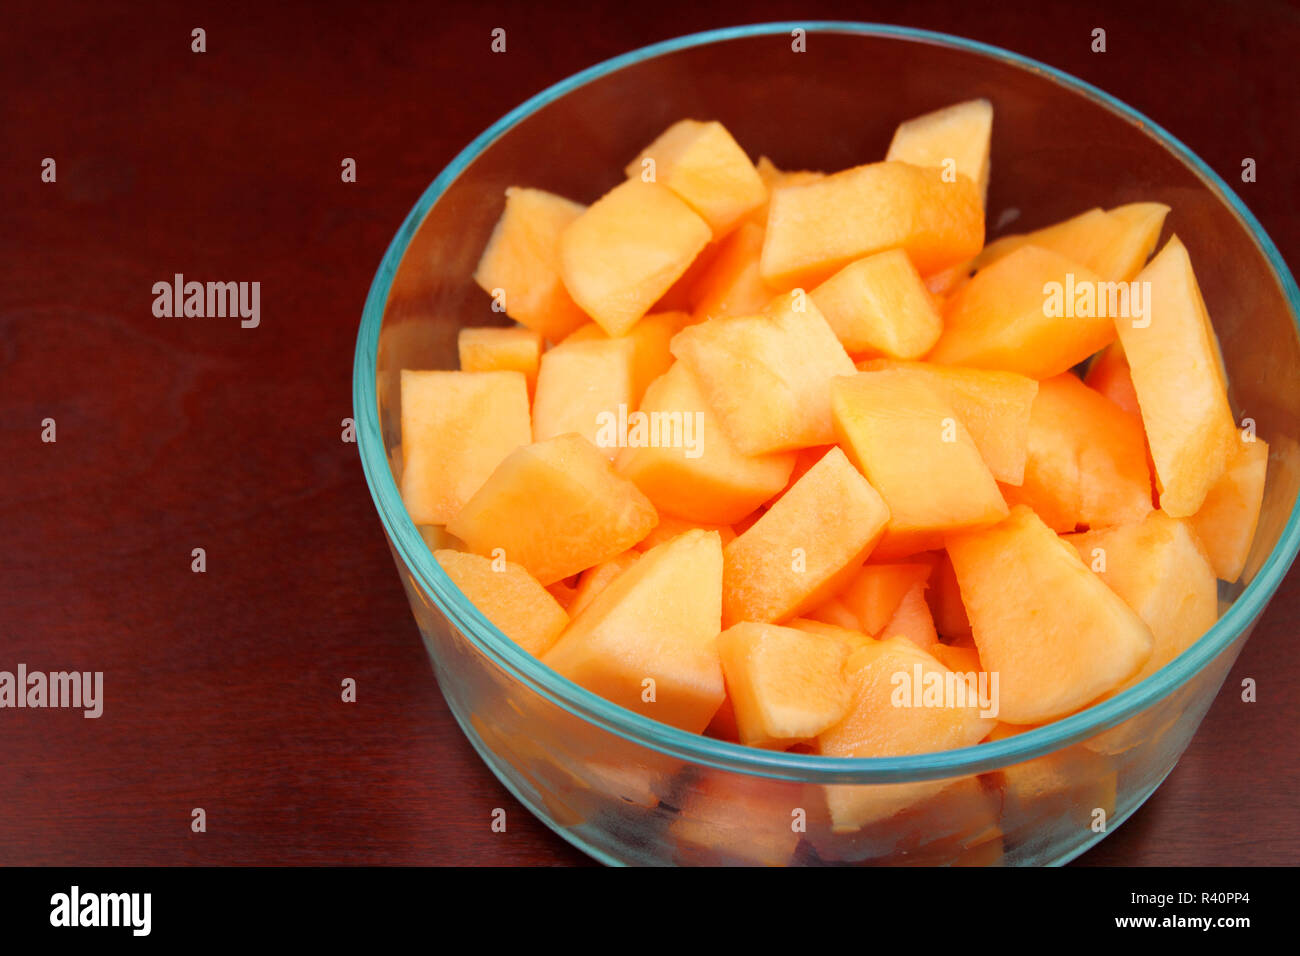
[403,101,1269,783]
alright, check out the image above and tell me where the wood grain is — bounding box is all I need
[1,0,1296,866]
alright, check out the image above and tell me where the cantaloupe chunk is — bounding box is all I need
[831,370,1008,558]
[817,638,995,829]
[670,291,856,455]
[1083,340,1140,416]
[434,549,569,656]
[625,119,767,237]
[837,561,934,635]
[634,513,735,551]
[722,447,890,626]
[885,98,993,205]
[705,692,740,741]
[928,245,1116,379]
[717,622,852,748]
[1119,235,1238,516]
[545,578,578,609]
[929,642,981,674]
[457,326,543,395]
[804,598,869,633]
[877,581,940,650]
[1065,511,1217,694]
[1000,373,1153,533]
[559,179,711,336]
[760,161,984,288]
[473,187,589,341]
[560,310,686,406]
[787,618,876,652]
[809,249,943,358]
[1190,436,1269,582]
[856,360,1038,485]
[543,528,725,733]
[532,336,637,457]
[616,362,795,524]
[447,433,658,585]
[399,370,532,525]
[747,157,825,228]
[973,202,1169,282]
[947,505,1153,724]
[689,222,773,321]
[670,770,803,865]
[568,550,640,619]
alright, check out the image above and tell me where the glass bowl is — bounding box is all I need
[353,22,1300,865]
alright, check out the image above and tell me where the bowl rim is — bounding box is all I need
[353,20,1300,784]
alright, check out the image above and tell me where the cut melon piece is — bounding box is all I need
[670,291,855,455]
[689,222,773,321]
[747,157,825,228]
[929,551,972,639]
[1119,235,1238,516]
[705,692,740,742]
[399,370,532,525]
[559,179,711,336]
[929,642,982,674]
[542,528,725,733]
[568,550,640,619]
[473,187,589,341]
[973,202,1169,282]
[722,447,890,626]
[817,638,995,829]
[838,561,935,636]
[877,581,940,650]
[928,245,1116,379]
[1000,373,1153,533]
[805,597,871,633]
[669,770,803,866]
[856,360,1038,485]
[434,549,569,656]
[447,433,658,585]
[457,326,543,395]
[1190,436,1269,582]
[947,505,1153,724]
[625,119,767,237]
[1065,511,1217,694]
[809,249,942,358]
[560,310,686,406]
[885,98,993,205]
[716,622,852,748]
[787,618,876,653]
[1083,340,1140,416]
[634,513,735,551]
[760,161,984,288]
[831,370,1008,558]
[615,362,795,524]
[532,336,637,458]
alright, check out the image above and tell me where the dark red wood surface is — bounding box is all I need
[2,0,1297,866]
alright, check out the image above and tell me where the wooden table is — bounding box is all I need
[2,0,1296,866]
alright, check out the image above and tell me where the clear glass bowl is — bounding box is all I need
[353,22,1300,865]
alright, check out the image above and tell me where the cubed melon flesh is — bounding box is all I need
[1190,437,1269,582]
[973,202,1169,282]
[804,598,869,633]
[722,447,890,626]
[838,561,935,636]
[929,642,982,675]
[447,433,658,585]
[928,244,1117,379]
[1083,340,1140,416]
[626,119,767,238]
[559,179,711,336]
[809,249,943,358]
[831,370,1008,558]
[563,310,688,406]
[760,161,985,289]
[689,222,773,321]
[1065,511,1218,694]
[568,550,640,619]
[856,360,1038,485]
[877,581,940,650]
[473,187,589,341]
[457,326,543,395]
[634,513,735,551]
[434,549,569,656]
[615,362,796,524]
[787,618,876,653]
[817,638,995,829]
[947,505,1154,724]
[532,336,637,457]
[716,622,852,748]
[747,156,825,228]
[885,98,994,205]
[1119,235,1238,516]
[542,528,725,733]
[399,370,532,525]
[670,291,856,455]
[1000,373,1153,533]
